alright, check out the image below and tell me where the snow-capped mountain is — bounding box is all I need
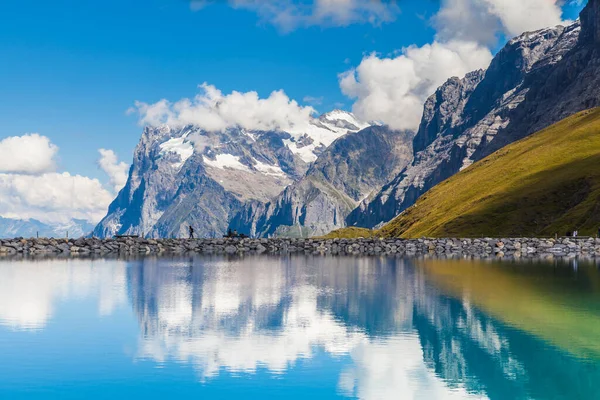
[0,217,94,239]
[348,0,600,228]
[229,125,413,238]
[94,1,600,239]
[93,110,371,238]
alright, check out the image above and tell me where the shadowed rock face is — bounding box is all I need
[348,0,600,229]
[581,0,600,43]
[93,111,368,239]
[229,126,413,238]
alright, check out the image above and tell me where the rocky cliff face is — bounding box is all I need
[348,1,600,229]
[229,126,413,237]
[93,111,368,238]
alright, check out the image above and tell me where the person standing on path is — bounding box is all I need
[189,225,195,239]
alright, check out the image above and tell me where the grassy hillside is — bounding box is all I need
[324,108,600,238]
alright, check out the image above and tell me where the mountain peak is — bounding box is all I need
[317,109,369,131]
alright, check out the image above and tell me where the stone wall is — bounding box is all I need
[1,236,600,260]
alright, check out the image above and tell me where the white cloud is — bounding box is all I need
[0,133,117,224]
[130,83,316,132]
[340,41,493,130]
[435,0,566,45]
[0,133,58,174]
[98,149,129,192]
[0,172,115,224]
[191,0,400,32]
[340,0,570,131]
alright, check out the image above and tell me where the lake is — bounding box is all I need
[0,255,598,399]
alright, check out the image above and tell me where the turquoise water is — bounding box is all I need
[0,255,599,399]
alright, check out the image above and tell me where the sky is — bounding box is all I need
[0,0,587,224]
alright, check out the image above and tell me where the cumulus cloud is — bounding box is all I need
[130,83,316,132]
[98,149,129,192]
[0,133,58,174]
[435,0,566,46]
[0,172,115,224]
[0,260,127,330]
[340,41,493,130]
[340,0,570,131]
[190,0,400,31]
[0,133,118,224]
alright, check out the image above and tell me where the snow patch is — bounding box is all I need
[159,135,194,170]
[203,154,250,172]
[283,139,318,163]
[321,110,369,130]
[253,159,286,177]
[284,111,369,163]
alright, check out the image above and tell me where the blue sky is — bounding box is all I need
[0,0,439,180]
[0,0,587,223]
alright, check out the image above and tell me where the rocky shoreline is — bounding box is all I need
[1,236,600,259]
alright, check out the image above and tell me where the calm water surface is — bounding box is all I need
[0,255,599,399]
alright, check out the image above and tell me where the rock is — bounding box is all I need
[0,236,598,260]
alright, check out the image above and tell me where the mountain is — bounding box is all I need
[93,110,369,238]
[348,0,600,229]
[0,217,94,239]
[229,125,413,237]
[331,108,600,238]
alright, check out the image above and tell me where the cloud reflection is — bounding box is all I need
[130,256,484,398]
[0,259,127,330]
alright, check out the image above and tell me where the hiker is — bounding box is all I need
[226,228,233,238]
[574,230,578,238]
[188,225,195,239]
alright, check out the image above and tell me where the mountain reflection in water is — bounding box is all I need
[0,255,598,399]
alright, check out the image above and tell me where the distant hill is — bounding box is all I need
[326,108,600,238]
[0,217,94,239]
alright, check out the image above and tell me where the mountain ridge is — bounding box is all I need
[325,108,600,238]
[379,107,600,238]
[347,2,600,229]
[229,125,413,238]
[93,110,375,238]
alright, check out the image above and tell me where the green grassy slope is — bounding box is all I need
[382,108,600,238]
[323,108,600,238]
